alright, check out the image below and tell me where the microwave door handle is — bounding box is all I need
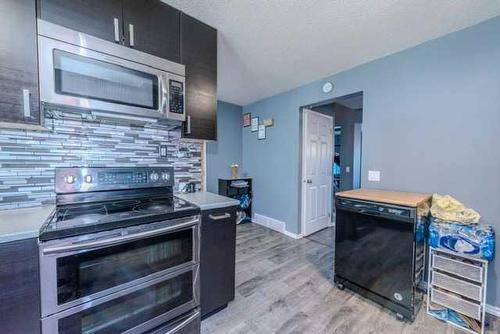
[42,218,198,255]
[160,76,168,113]
[113,18,120,43]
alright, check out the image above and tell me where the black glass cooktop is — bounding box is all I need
[40,196,200,241]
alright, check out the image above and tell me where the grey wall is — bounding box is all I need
[0,111,203,210]
[206,101,243,193]
[242,16,500,306]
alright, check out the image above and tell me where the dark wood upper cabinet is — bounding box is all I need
[40,0,181,62]
[0,0,40,126]
[122,0,180,62]
[39,0,123,44]
[181,13,218,141]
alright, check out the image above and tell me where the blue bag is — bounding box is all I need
[428,218,495,261]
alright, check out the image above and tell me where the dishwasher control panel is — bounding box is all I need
[336,198,414,221]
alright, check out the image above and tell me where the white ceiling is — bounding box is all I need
[163,0,500,106]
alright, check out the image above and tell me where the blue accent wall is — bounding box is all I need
[242,16,500,306]
[206,101,243,193]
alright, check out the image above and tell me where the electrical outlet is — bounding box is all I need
[368,170,381,182]
[159,145,168,160]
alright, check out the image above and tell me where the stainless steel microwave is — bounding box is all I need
[38,20,185,122]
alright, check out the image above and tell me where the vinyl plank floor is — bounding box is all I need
[201,223,498,334]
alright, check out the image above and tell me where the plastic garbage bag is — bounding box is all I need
[430,194,480,224]
[428,218,495,261]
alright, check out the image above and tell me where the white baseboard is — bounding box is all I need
[283,230,302,239]
[486,304,500,317]
[253,213,303,239]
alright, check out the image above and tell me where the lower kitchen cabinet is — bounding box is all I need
[200,206,237,318]
[0,238,41,334]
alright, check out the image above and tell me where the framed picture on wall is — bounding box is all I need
[258,124,266,140]
[251,117,259,132]
[243,113,251,127]
[263,118,274,127]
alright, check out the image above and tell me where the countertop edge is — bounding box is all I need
[336,190,432,208]
[196,202,239,210]
[0,230,40,244]
[177,192,240,211]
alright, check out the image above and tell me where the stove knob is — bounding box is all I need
[84,175,93,183]
[161,172,170,181]
[150,172,159,182]
[65,175,76,184]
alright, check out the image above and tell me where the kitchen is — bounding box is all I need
[0,1,499,333]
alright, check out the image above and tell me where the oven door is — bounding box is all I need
[38,34,172,120]
[41,265,200,334]
[40,215,200,317]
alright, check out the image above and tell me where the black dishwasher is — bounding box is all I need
[334,197,427,321]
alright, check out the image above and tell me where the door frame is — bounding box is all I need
[300,108,334,237]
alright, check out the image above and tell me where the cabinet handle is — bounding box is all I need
[113,18,120,43]
[186,115,191,134]
[22,89,31,118]
[129,24,135,47]
[209,213,231,220]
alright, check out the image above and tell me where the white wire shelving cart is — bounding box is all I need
[427,247,488,334]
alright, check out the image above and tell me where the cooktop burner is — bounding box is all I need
[40,196,199,241]
[41,167,201,241]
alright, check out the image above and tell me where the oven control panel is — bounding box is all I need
[97,171,148,185]
[55,167,175,193]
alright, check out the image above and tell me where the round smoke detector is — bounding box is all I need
[322,81,334,93]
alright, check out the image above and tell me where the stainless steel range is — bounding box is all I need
[39,167,201,334]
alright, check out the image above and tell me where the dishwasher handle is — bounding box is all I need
[358,209,381,216]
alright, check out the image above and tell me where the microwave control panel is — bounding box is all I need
[169,80,184,114]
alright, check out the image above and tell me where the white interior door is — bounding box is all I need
[301,109,333,236]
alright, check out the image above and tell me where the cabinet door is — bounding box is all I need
[181,13,217,140]
[200,206,237,317]
[39,0,123,43]
[0,0,40,125]
[0,238,40,334]
[122,0,180,62]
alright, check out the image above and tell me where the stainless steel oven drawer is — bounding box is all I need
[41,265,200,334]
[147,309,200,334]
[40,215,200,317]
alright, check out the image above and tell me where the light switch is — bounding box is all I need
[368,170,381,182]
[346,166,350,173]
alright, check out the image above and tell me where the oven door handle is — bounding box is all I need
[42,218,198,255]
[165,310,200,334]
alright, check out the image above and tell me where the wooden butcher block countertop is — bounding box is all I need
[336,188,431,207]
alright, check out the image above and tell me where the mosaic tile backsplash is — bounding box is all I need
[0,112,203,210]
